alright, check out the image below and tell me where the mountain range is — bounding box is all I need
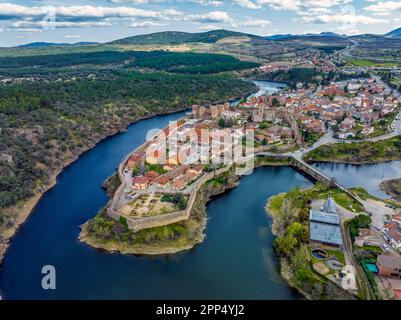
[386,27,401,37]
[13,27,401,48]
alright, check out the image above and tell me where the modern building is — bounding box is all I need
[309,197,343,248]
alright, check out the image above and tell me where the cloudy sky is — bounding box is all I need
[0,0,400,46]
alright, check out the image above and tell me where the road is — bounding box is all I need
[362,198,397,230]
[343,222,375,300]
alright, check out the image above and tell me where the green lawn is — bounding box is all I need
[316,187,364,212]
[347,59,399,67]
[145,163,167,175]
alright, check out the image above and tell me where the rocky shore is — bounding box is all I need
[79,155,296,256]
[79,168,240,255]
[380,178,401,203]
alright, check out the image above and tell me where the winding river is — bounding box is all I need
[0,81,399,300]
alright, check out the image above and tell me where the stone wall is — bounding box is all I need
[108,164,231,232]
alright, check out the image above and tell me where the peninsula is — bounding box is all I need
[81,70,401,300]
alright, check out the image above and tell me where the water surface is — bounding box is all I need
[312,161,401,198]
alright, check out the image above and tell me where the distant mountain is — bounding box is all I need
[266,32,346,40]
[386,27,401,37]
[109,30,260,45]
[74,42,99,46]
[18,41,98,48]
[265,34,293,40]
[18,42,69,47]
[316,32,346,38]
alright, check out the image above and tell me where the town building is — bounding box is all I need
[132,176,150,190]
[376,254,401,279]
[354,228,381,247]
[383,214,401,252]
[310,198,343,248]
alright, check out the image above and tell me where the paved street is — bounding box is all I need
[361,198,397,230]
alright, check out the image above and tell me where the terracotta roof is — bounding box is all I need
[377,254,401,269]
[172,179,186,190]
[132,176,149,185]
[145,170,160,179]
[156,176,169,185]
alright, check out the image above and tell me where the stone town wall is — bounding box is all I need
[108,165,230,232]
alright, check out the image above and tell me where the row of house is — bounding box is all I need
[383,214,401,253]
[132,164,204,191]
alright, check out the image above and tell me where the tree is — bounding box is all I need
[349,214,372,240]
[292,245,314,283]
[274,233,298,256]
[287,222,309,243]
[131,165,139,176]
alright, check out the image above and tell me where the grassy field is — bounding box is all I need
[317,188,364,212]
[303,136,401,164]
[347,59,399,67]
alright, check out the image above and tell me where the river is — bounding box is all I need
[0,81,398,300]
[311,161,401,199]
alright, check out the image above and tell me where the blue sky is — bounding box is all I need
[0,0,400,46]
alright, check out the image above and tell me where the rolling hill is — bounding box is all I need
[265,32,346,40]
[386,27,401,37]
[109,30,260,45]
[18,42,98,48]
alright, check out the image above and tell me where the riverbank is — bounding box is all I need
[0,106,192,266]
[380,179,401,203]
[303,136,401,165]
[80,153,296,256]
[79,167,240,255]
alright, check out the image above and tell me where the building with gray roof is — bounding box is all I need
[310,210,340,225]
[310,222,343,247]
[309,197,343,248]
[324,196,337,214]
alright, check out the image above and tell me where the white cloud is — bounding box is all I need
[13,28,40,32]
[110,0,152,3]
[233,0,353,11]
[196,24,222,31]
[11,20,112,29]
[64,35,81,38]
[131,20,167,27]
[0,3,179,20]
[185,0,224,7]
[0,3,232,25]
[187,11,232,23]
[364,1,401,14]
[300,13,386,25]
[233,0,262,9]
[237,18,271,27]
